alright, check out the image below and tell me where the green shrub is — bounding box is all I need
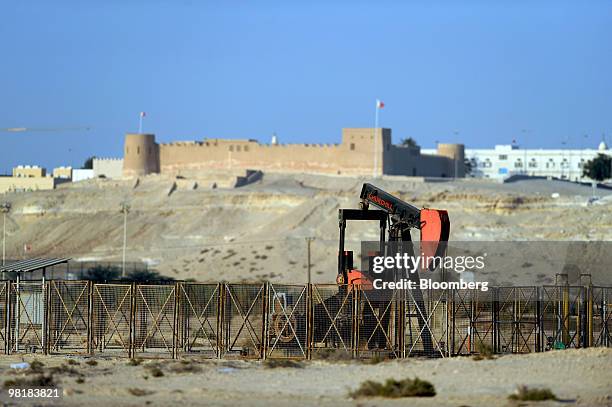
[509,385,557,401]
[350,377,436,398]
[84,265,121,281]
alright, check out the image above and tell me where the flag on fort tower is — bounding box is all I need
[140,112,146,118]
[376,100,385,109]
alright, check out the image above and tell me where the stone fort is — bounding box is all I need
[123,128,465,178]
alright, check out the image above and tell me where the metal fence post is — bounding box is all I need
[129,282,136,359]
[261,282,269,360]
[87,281,93,355]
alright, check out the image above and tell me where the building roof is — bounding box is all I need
[0,258,71,273]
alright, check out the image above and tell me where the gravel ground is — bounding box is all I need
[0,348,610,406]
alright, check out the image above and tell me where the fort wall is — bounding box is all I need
[121,128,464,178]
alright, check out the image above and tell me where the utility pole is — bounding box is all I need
[305,237,313,284]
[120,202,131,277]
[1,202,11,266]
[1,203,11,283]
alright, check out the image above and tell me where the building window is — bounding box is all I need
[514,159,523,168]
[244,146,249,152]
[137,147,140,155]
[350,143,355,151]
[236,145,241,152]
[498,154,507,160]
[229,146,234,152]
[528,159,537,168]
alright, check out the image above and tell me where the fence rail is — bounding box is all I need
[0,281,609,359]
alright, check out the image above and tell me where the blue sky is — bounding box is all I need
[1,0,611,172]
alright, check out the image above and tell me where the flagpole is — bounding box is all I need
[373,101,379,178]
[138,114,143,134]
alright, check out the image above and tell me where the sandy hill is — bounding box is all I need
[2,173,611,285]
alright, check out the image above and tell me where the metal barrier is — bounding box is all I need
[91,283,133,356]
[177,283,220,357]
[496,287,539,353]
[310,285,353,359]
[0,281,608,359]
[221,283,266,359]
[47,281,90,354]
[265,284,309,359]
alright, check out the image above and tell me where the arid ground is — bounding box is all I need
[0,348,610,406]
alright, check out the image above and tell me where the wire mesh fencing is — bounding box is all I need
[310,285,354,359]
[0,281,608,359]
[177,283,220,357]
[91,283,133,356]
[265,284,309,359]
[221,283,266,359]
[47,281,90,354]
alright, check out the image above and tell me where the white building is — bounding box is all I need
[423,140,610,182]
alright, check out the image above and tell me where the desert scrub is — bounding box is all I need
[145,366,164,377]
[509,385,557,401]
[350,377,436,398]
[263,359,303,369]
[127,388,154,397]
[167,360,202,374]
[313,348,353,361]
[85,359,98,366]
[128,358,143,366]
[5,374,56,388]
[473,341,495,360]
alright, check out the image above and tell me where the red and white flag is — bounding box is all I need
[376,100,385,109]
[140,112,146,118]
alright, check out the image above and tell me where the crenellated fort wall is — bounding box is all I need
[123,128,464,178]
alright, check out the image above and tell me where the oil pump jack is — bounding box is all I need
[269,183,449,356]
[335,183,450,353]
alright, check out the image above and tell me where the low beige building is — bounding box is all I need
[0,175,55,194]
[123,128,465,178]
[53,166,73,179]
[13,165,46,178]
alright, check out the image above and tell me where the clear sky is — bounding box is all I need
[1,0,611,173]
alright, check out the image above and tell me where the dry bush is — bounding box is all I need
[313,348,353,361]
[127,388,154,397]
[128,358,143,366]
[5,374,56,388]
[167,361,202,374]
[146,366,164,377]
[263,359,303,369]
[350,377,436,399]
[66,359,80,366]
[509,385,557,401]
[49,364,82,376]
[85,360,98,366]
[362,355,385,365]
[474,341,495,360]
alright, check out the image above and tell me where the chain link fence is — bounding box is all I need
[0,281,608,359]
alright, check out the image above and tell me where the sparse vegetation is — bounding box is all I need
[473,341,495,360]
[362,354,385,365]
[84,265,121,281]
[29,359,45,373]
[128,388,154,397]
[66,359,80,366]
[314,348,353,361]
[350,377,436,398]
[85,359,98,366]
[167,360,202,374]
[263,359,303,369]
[146,366,164,377]
[509,385,557,401]
[128,358,143,366]
[5,374,56,388]
[124,269,174,282]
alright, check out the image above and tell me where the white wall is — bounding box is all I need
[72,169,94,182]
